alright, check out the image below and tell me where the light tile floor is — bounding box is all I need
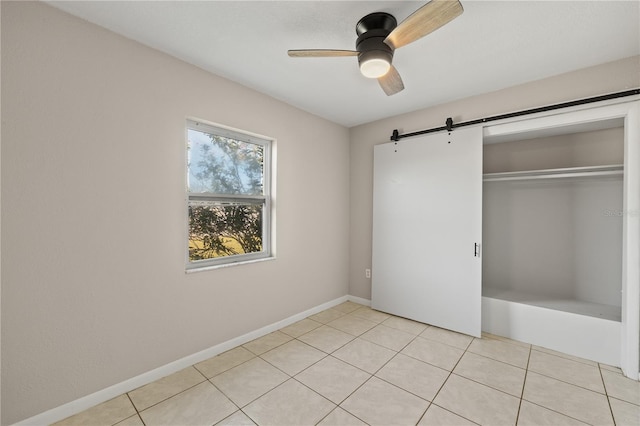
[55,301,640,426]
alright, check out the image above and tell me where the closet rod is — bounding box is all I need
[389,88,640,142]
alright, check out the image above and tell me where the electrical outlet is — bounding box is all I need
[365,268,371,279]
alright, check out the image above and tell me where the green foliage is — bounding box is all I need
[188,133,265,261]
[194,135,264,195]
[189,204,262,260]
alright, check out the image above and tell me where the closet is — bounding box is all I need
[372,97,639,379]
[482,120,624,366]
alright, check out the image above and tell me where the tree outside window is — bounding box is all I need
[187,121,272,268]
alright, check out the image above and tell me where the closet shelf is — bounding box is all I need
[482,287,621,322]
[483,164,623,182]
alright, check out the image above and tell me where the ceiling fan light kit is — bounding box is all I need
[287,0,464,96]
[356,12,396,78]
[360,58,391,79]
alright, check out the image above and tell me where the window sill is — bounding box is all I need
[185,256,276,274]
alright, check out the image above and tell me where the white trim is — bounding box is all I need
[482,94,639,142]
[185,256,276,274]
[186,118,274,146]
[185,118,274,271]
[621,101,640,380]
[13,295,353,426]
[347,295,371,307]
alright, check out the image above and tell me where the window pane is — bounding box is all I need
[188,200,263,262]
[187,128,264,195]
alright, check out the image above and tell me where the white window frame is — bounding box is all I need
[186,119,273,270]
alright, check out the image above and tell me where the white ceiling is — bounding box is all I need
[47,1,640,127]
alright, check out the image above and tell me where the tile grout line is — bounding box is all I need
[243,314,374,425]
[521,345,615,424]
[222,337,311,415]
[367,371,434,426]
[215,408,246,426]
[312,407,341,426]
[207,372,272,419]
[424,403,482,426]
[123,393,146,426]
[337,332,418,376]
[364,328,428,408]
[598,362,617,424]
[414,336,476,425]
[465,340,615,395]
[258,339,329,378]
[328,371,382,424]
[298,331,356,355]
[202,361,279,421]
[205,375,241,409]
[285,313,387,378]
[307,305,376,425]
[446,372,525,402]
[514,342,533,425]
[460,347,529,371]
[525,368,610,396]
[519,367,613,424]
[238,406,259,426]
[242,331,296,357]
[286,376,359,426]
[308,318,423,425]
[522,399,602,425]
[126,369,212,417]
[531,346,599,368]
[277,376,339,425]
[465,342,530,370]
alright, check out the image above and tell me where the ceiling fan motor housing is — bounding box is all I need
[356,12,397,68]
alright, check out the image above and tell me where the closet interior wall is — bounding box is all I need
[482,127,624,320]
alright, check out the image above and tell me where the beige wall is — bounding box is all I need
[483,127,624,173]
[348,55,640,300]
[1,2,350,424]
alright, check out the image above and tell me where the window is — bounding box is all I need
[186,120,272,269]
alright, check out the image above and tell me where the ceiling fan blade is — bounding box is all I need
[288,49,358,57]
[385,0,463,49]
[378,65,404,96]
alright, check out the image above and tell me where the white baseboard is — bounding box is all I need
[14,294,365,426]
[347,295,371,307]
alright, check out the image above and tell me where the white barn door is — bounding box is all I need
[372,126,483,337]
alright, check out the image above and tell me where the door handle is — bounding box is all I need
[474,243,480,257]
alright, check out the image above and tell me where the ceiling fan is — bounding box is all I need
[288,0,463,96]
